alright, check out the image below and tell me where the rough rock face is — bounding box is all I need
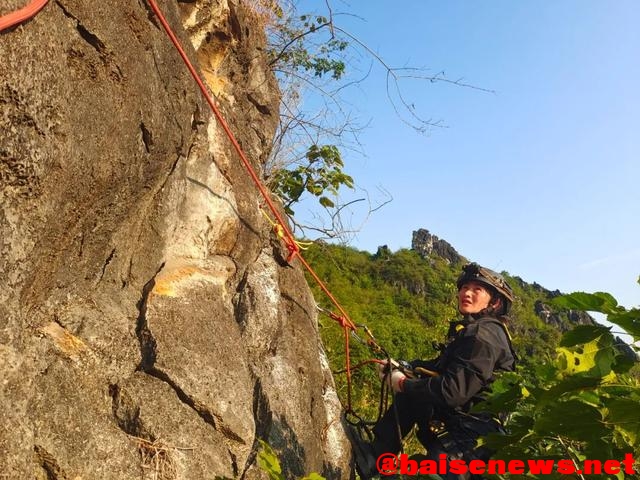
[0,0,350,478]
[411,228,462,264]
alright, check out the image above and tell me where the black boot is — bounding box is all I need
[345,425,379,479]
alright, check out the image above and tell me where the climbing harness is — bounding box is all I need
[0,0,48,32]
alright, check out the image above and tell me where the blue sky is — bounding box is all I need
[291,1,639,312]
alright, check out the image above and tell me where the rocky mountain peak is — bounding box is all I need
[411,228,463,264]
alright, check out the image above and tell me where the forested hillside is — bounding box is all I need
[302,236,640,478]
[305,238,602,378]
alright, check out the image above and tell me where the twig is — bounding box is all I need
[556,436,586,480]
[128,434,194,480]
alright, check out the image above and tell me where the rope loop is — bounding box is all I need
[326,310,355,331]
[284,239,300,263]
[261,209,308,263]
[336,315,350,330]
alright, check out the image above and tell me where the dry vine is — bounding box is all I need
[129,435,193,480]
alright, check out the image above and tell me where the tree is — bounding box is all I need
[263,6,376,242]
[260,1,490,242]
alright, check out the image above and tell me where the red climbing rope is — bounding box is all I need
[145,0,301,266]
[0,0,49,32]
[145,0,373,413]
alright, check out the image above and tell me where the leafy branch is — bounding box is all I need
[478,290,640,479]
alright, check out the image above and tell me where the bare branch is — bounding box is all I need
[264,1,491,241]
[288,187,393,244]
[325,0,335,38]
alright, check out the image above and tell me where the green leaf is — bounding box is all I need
[607,308,640,341]
[534,361,559,382]
[270,144,351,216]
[319,196,334,208]
[534,399,604,442]
[307,183,324,196]
[605,398,640,446]
[301,474,326,480]
[612,353,636,374]
[556,335,615,378]
[537,375,602,408]
[475,379,527,414]
[257,440,284,480]
[559,325,612,347]
[476,431,529,452]
[551,291,620,314]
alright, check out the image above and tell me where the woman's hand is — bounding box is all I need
[377,359,407,392]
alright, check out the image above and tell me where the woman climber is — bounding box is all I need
[349,262,517,480]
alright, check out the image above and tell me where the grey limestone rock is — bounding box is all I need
[0,0,351,478]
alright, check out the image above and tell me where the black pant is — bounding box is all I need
[371,394,501,480]
[371,392,435,455]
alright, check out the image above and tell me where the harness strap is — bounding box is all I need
[480,317,519,365]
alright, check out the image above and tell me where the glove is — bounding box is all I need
[377,360,391,381]
[377,360,407,392]
[389,370,406,393]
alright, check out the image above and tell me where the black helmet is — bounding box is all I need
[457,262,514,314]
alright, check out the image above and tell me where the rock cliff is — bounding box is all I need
[411,228,462,265]
[0,0,350,478]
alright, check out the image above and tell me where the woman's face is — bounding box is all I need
[458,281,494,314]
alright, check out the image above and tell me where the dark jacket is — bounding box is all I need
[403,315,516,413]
